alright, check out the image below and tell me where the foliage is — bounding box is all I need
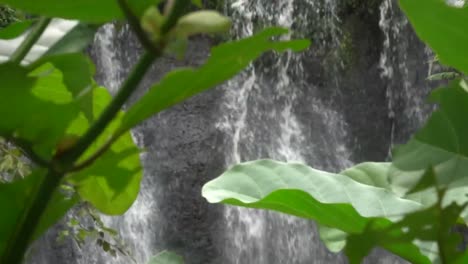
[202,1,468,263]
[0,0,309,263]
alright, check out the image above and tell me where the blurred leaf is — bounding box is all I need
[0,20,32,39]
[45,23,99,56]
[399,0,468,74]
[0,0,156,23]
[427,72,461,81]
[390,81,468,195]
[67,88,142,215]
[148,251,184,264]
[120,27,310,132]
[191,0,202,8]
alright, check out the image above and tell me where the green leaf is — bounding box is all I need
[0,63,80,159]
[0,0,156,23]
[147,251,184,264]
[0,20,32,39]
[0,170,77,256]
[120,27,310,132]
[202,159,422,234]
[44,23,99,56]
[399,0,468,74]
[390,81,468,194]
[31,53,96,120]
[345,217,432,264]
[67,87,142,215]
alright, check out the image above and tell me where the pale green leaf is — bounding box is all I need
[175,11,231,37]
[202,159,422,234]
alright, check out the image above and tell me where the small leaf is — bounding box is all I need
[174,11,231,37]
[147,251,184,264]
[0,20,33,40]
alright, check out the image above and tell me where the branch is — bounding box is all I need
[161,0,191,34]
[10,17,51,64]
[68,134,118,172]
[0,169,62,264]
[117,0,161,54]
[7,137,50,167]
[58,51,155,168]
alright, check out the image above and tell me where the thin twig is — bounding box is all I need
[117,0,161,54]
[10,17,51,64]
[7,137,50,167]
[58,51,156,169]
[69,134,119,172]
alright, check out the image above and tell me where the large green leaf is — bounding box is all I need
[0,0,156,23]
[390,80,468,194]
[31,53,96,120]
[202,159,422,234]
[67,87,142,215]
[119,27,310,132]
[147,251,184,264]
[0,170,77,256]
[0,62,80,159]
[399,0,468,74]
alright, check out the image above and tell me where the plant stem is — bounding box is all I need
[161,0,191,34]
[59,51,156,168]
[118,0,159,54]
[10,17,51,64]
[1,170,62,264]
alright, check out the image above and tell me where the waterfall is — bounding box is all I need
[217,0,351,263]
[30,0,437,263]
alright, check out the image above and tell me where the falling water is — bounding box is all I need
[217,1,352,263]
[30,0,440,263]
